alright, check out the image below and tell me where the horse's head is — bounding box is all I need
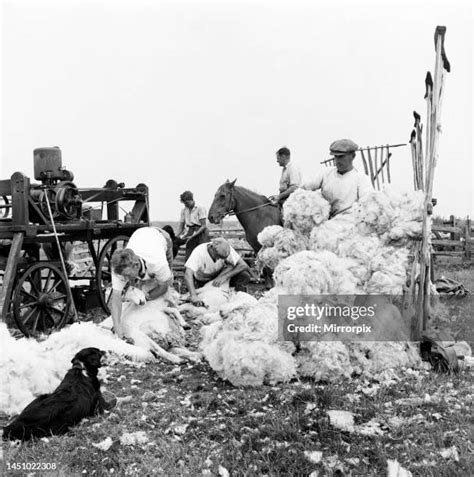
[208,179,237,224]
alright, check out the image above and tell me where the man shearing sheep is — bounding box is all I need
[303,139,374,218]
[184,237,251,306]
[110,227,174,339]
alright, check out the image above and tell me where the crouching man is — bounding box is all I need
[184,237,251,306]
[110,227,173,340]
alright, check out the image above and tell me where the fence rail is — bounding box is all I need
[431,215,472,259]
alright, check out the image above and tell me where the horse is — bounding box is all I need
[208,179,282,252]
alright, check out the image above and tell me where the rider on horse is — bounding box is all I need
[268,147,302,208]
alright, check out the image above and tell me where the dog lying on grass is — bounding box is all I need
[2,348,108,441]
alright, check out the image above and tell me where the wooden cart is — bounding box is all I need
[0,147,149,337]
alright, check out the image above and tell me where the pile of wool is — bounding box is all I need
[200,298,296,386]
[309,213,357,253]
[297,342,354,382]
[365,246,410,295]
[256,227,308,271]
[283,189,330,236]
[197,291,258,325]
[335,233,382,285]
[257,225,286,247]
[1,323,62,415]
[179,285,257,324]
[273,250,358,295]
[348,342,422,377]
[0,322,150,415]
[296,341,421,383]
[354,187,426,244]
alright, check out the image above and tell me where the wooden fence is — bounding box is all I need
[431,216,472,258]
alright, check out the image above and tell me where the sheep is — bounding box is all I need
[101,287,201,365]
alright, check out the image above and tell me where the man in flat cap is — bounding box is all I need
[269,147,302,207]
[184,237,251,305]
[176,190,210,260]
[303,139,373,218]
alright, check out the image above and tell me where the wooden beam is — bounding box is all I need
[0,232,24,322]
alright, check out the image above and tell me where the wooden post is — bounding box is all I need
[359,150,369,176]
[380,146,386,184]
[449,214,456,241]
[366,148,376,188]
[415,26,450,337]
[0,232,24,322]
[11,172,30,226]
[465,217,472,259]
[386,150,392,184]
[409,130,418,190]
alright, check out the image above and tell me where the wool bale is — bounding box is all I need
[274,250,358,295]
[309,214,357,253]
[257,225,285,247]
[365,246,410,294]
[283,189,330,236]
[297,342,354,382]
[257,228,307,271]
[354,187,426,245]
[349,342,421,377]
[220,339,296,387]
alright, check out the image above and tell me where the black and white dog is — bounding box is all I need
[3,347,108,441]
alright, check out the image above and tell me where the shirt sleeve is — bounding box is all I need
[288,165,302,187]
[179,208,185,221]
[184,250,200,272]
[111,272,127,292]
[357,173,375,199]
[197,205,207,221]
[225,247,241,267]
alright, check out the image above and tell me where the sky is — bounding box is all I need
[1,0,472,221]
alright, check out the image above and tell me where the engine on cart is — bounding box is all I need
[29,147,82,221]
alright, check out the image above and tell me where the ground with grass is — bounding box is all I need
[1,261,473,476]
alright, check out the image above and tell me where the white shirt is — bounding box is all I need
[111,227,172,292]
[180,204,207,235]
[304,167,373,215]
[185,243,241,281]
[279,161,302,193]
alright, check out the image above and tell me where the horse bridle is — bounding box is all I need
[223,187,275,218]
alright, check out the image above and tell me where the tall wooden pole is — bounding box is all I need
[415,26,450,339]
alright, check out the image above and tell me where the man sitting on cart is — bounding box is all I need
[110,227,173,339]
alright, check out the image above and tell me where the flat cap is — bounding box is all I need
[329,139,359,156]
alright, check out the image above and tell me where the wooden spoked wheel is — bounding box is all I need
[0,195,10,218]
[96,235,129,314]
[12,262,71,337]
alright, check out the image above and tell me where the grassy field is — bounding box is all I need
[1,261,473,477]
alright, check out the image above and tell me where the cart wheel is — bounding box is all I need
[97,235,129,314]
[13,262,71,337]
[0,195,10,218]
